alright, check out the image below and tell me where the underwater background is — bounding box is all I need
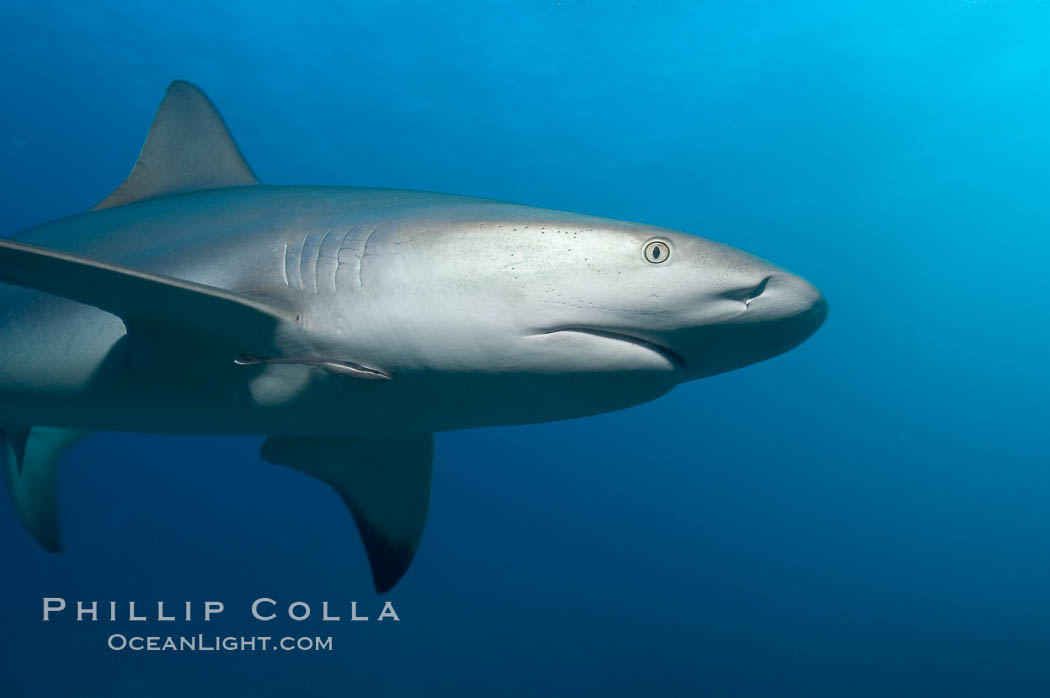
[1,1,1049,696]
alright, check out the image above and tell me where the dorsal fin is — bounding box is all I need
[92,80,258,210]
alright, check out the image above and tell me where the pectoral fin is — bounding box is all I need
[0,238,298,359]
[2,426,89,552]
[261,434,433,592]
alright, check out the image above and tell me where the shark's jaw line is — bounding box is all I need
[535,326,687,373]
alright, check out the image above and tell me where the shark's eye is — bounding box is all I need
[644,240,671,264]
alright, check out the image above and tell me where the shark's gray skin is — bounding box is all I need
[0,82,826,591]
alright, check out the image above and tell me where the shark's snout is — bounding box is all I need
[757,271,828,346]
[752,272,827,324]
[675,271,827,380]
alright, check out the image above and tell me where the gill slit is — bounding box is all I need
[358,223,381,288]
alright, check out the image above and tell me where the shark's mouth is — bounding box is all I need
[537,327,686,372]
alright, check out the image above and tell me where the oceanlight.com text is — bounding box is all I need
[107,634,334,652]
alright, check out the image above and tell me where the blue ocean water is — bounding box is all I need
[1,1,1049,695]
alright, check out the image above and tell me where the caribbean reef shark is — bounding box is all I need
[0,81,827,591]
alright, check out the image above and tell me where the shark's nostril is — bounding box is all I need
[723,275,773,308]
[743,275,772,308]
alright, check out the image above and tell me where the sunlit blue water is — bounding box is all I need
[2,1,1049,696]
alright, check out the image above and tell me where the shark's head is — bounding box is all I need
[350,200,826,404]
[518,222,829,383]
